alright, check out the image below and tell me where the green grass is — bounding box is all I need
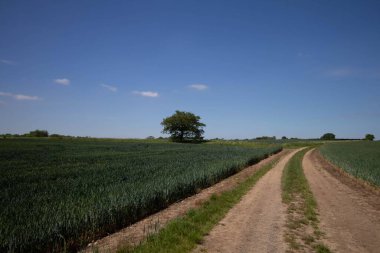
[282,148,317,222]
[282,148,331,252]
[319,141,380,186]
[0,138,281,252]
[315,244,332,253]
[117,158,280,253]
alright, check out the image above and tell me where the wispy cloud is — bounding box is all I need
[188,84,208,91]
[326,67,380,79]
[54,78,70,86]
[297,52,311,58]
[327,68,352,78]
[100,84,117,92]
[133,91,159,97]
[0,91,40,101]
[0,59,17,65]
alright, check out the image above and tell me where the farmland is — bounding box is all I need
[0,138,281,252]
[319,141,380,186]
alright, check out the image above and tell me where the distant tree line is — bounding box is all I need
[320,133,375,141]
[1,127,376,142]
[255,136,276,140]
[1,130,74,139]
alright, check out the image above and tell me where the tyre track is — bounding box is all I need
[194,149,302,253]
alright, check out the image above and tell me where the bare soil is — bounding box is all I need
[303,149,380,253]
[193,149,302,253]
[82,150,288,253]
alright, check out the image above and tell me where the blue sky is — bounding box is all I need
[1,0,379,139]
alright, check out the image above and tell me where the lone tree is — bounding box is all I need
[321,133,335,140]
[364,134,375,141]
[161,111,206,142]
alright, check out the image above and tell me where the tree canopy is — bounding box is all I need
[321,133,335,140]
[161,111,206,142]
[364,134,375,141]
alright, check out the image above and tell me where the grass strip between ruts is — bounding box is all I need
[282,148,331,253]
[117,156,281,253]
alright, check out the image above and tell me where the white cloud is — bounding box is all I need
[189,84,208,91]
[14,94,40,100]
[0,91,40,101]
[0,59,16,65]
[133,91,159,97]
[54,78,70,86]
[100,84,117,92]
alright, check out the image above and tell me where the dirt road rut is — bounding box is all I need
[194,149,302,253]
[303,149,380,253]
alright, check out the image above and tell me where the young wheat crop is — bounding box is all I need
[0,138,281,252]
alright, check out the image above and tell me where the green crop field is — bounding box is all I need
[319,141,380,186]
[0,138,281,252]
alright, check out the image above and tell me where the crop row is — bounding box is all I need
[319,141,380,186]
[0,139,281,252]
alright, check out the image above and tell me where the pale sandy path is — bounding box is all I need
[194,148,302,253]
[303,149,380,253]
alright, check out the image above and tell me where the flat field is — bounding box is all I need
[0,138,281,252]
[319,141,380,186]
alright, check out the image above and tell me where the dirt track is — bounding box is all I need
[303,149,380,253]
[194,149,302,253]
